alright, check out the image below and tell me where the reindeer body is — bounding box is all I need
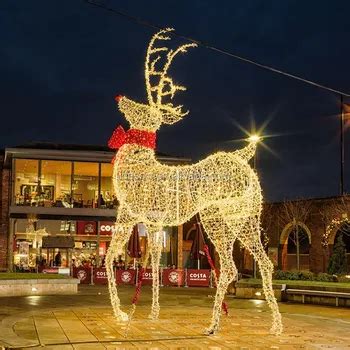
[114,144,260,227]
[106,28,282,336]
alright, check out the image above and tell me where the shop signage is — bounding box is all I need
[93,267,108,284]
[162,269,184,286]
[186,269,210,287]
[116,269,136,285]
[73,266,91,284]
[77,221,96,235]
[141,269,154,285]
[99,222,115,235]
[82,241,97,249]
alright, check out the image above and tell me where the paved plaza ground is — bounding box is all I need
[0,285,349,349]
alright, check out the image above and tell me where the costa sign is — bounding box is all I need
[99,222,115,235]
[162,269,184,286]
[116,269,136,285]
[186,269,211,287]
[73,267,91,284]
[93,268,108,284]
[141,269,155,285]
[77,221,96,235]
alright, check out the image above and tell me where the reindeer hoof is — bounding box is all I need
[204,326,217,336]
[269,324,283,336]
[116,311,129,322]
[148,312,159,320]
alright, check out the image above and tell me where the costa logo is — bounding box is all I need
[143,272,153,279]
[168,271,179,283]
[84,223,95,233]
[189,272,208,280]
[121,271,132,283]
[100,225,113,232]
[77,270,87,281]
[96,271,107,278]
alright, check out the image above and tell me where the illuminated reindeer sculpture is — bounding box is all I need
[106,28,282,335]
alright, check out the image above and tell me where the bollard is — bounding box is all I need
[184,268,188,287]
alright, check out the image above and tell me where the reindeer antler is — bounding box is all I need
[145,28,197,124]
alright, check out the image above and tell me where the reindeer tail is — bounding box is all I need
[234,141,257,162]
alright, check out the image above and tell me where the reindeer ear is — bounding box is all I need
[162,111,188,125]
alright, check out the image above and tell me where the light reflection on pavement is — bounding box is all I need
[0,285,349,349]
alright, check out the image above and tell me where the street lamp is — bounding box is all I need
[248,134,261,143]
[248,134,262,278]
[340,95,345,196]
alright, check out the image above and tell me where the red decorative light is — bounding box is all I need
[108,125,156,150]
[132,267,144,305]
[115,95,124,102]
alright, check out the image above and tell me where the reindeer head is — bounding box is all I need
[117,28,197,132]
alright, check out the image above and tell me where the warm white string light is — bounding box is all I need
[324,216,349,247]
[106,28,282,335]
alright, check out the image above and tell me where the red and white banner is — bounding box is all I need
[162,269,184,286]
[73,266,91,284]
[186,269,211,287]
[93,267,108,284]
[116,269,136,285]
[141,269,155,285]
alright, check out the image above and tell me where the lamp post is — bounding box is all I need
[340,94,345,196]
[248,134,261,278]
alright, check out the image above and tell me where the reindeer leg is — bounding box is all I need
[238,218,283,335]
[206,240,237,335]
[147,229,163,320]
[201,211,237,335]
[106,222,133,322]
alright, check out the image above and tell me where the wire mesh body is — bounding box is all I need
[106,28,283,336]
[113,143,260,226]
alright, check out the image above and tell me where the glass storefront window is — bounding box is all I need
[73,162,99,208]
[12,218,113,271]
[101,163,117,209]
[14,159,39,206]
[41,160,72,207]
[13,159,116,210]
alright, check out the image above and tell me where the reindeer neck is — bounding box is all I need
[119,144,157,163]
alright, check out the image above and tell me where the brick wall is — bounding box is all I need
[263,196,350,273]
[0,155,10,271]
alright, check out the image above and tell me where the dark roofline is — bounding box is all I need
[266,194,350,205]
[14,142,111,152]
[3,142,191,166]
[11,141,189,160]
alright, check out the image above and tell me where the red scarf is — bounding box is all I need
[108,125,156,150]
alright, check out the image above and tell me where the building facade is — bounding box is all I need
[0,143,189,272]
[1,143,349,274]
[260,196,350,273]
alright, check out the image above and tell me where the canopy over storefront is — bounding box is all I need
[42,236,75,249]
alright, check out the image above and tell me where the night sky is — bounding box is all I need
[1,0,350,202]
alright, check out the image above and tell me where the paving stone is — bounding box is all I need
[1,285,350,349]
